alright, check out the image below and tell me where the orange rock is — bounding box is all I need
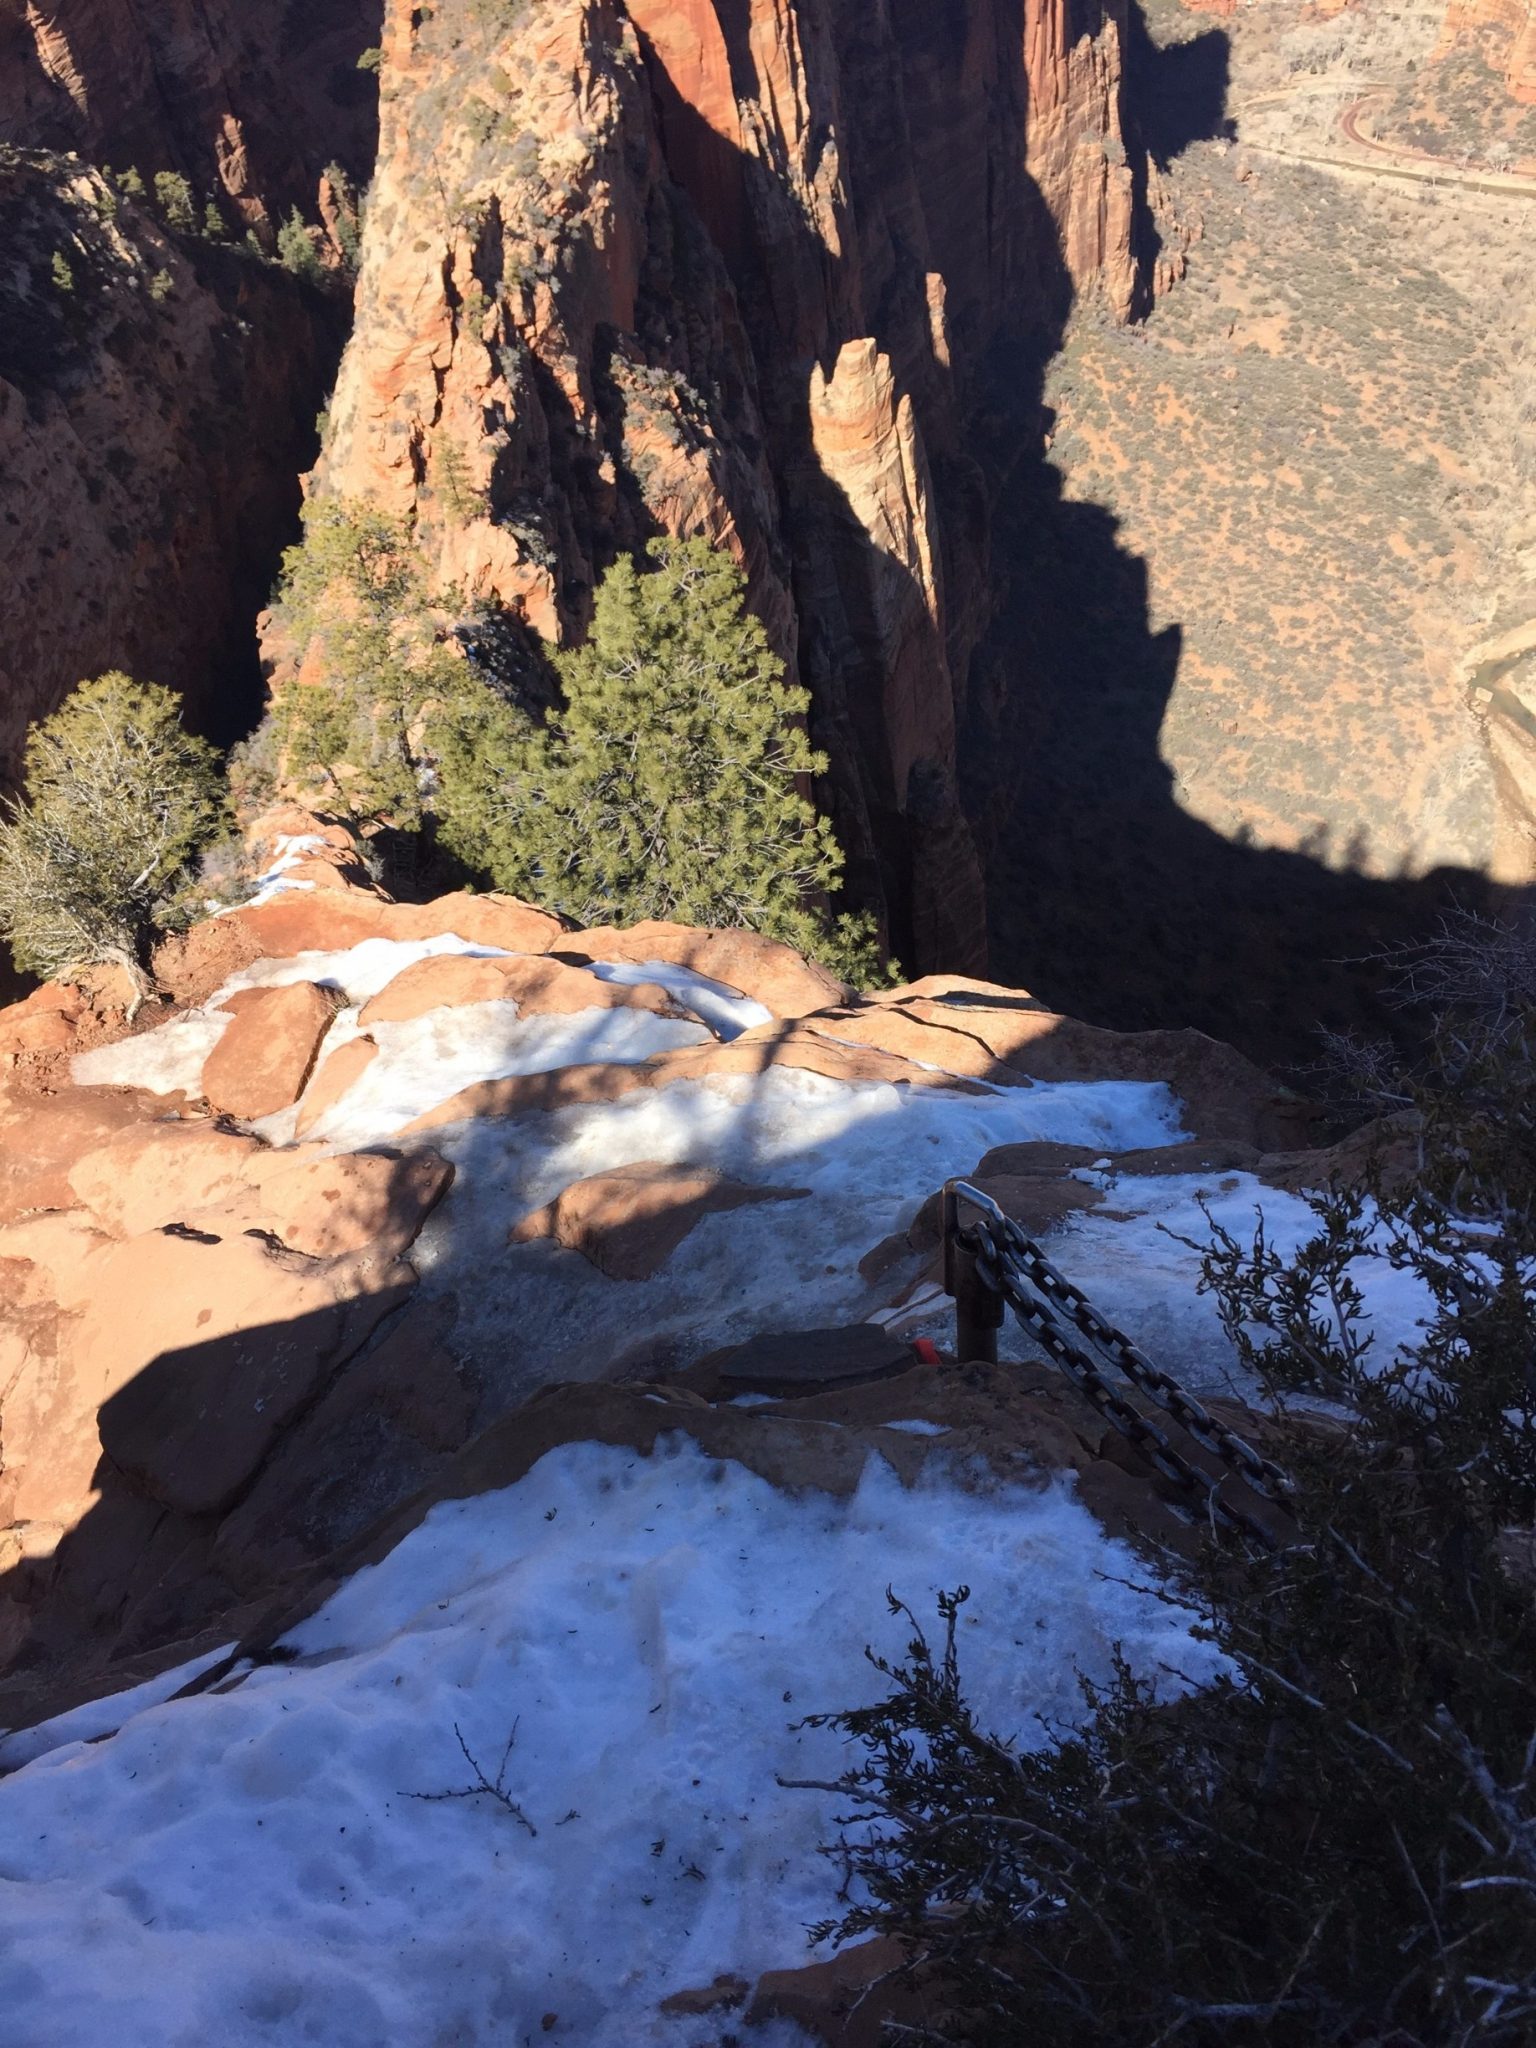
[238,1147,454,1260]
[225,884,567,972]
[200,982,340,1120]
[512,1161,807,1281]
[232,892,396,959]
[0,1086,178,1226]
[360,952,672,1026]
[358,954,522,1024]
[658,1974,749,2019]
[389,893,568,954]
[295,1035,380,1138]
[66,1121,266,1237]
[90,1233,417,1517]
[0,1219,410,1528]
[822,991,1315,1150]
[561,923,847,1018]
[748,1935,920,2047]
[152,914,266,1008]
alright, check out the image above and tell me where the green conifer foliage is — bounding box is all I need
[434,537,885,980]
[152,171,195,231]
[276,208,321,280]
[0,674,223,992]
[264,499,521,831]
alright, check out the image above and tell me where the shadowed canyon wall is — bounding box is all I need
[0,153,347,783]
[0,0,382,782]
[0,0,383,224]
[314,0,1152,972]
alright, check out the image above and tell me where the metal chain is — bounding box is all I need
[948,1182,1294,1552]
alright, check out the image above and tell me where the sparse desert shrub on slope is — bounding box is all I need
[803,980,1536,2043]
[0,673,222,997]
[434,537,887,982]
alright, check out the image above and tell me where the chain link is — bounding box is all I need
[948,1181,1294,1552]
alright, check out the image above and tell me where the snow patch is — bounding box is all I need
[70,1009,233,1097]
[416,1069,1189,1390]
[0,1439,1226,2047]
[284,1003,712,1151]
[1052,1170,1439,1397]
[585,959,773,1041]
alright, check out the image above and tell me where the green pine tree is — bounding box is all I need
[0,674,223,997]
[152,170,195,231]
[263,499,521,831]
[434,536,886,981]
[276,208,322,281]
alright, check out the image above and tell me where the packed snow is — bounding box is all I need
[1052,1168,1439,1397]
[0,1438,1228,2048]
[71,1007,234,1095]
[265,1004,711,1151]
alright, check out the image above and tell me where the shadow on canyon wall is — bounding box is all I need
[644,2,1524,1072]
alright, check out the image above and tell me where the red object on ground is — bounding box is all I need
[911,1338,941,1366]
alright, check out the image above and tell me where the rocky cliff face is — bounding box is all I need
[0,152,343,783]
[0,0,382,227]
[1434,0,1536,103]
[0,0,381,792]
[315,0,1149,974]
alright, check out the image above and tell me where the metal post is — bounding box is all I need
[942,1181,1005,1364]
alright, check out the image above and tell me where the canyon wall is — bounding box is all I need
[315,0,1148,972]
[1434,0,1536,102]
[0,154,344,784]
[0,0,382,788]
[0,0,382,226]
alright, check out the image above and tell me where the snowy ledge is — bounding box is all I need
[0,1437,1226,2047]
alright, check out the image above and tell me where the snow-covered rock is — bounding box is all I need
[0,849,1439,2039]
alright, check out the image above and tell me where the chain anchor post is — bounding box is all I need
[942,1181,1005,1364]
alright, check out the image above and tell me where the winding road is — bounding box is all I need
[1240,79,1536,199]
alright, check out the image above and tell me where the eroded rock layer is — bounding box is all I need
[315,0,1150,972]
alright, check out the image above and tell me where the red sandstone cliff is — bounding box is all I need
[314,0,1147,973]
[0,0,380,791]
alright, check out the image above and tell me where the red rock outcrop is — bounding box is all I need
[312,0,1150,977]
[511,1160,808,1281]
[200,981,340,1119]
[0,868,1326,1731]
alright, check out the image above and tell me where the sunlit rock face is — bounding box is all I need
[315,0,1149,975]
